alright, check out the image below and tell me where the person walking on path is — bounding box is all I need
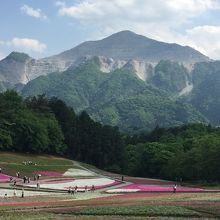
[173,184,177,193]
[74,185,78,194]
[71,187,74,195]
[21,188,24,198]
[36,182,40,190]
[91,185,95,192]
[13,189,17,197]
[68,187,71,194]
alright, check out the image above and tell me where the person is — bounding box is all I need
[74,185,78,194]
[85,185,88,192]
[173,184,177,193]
[13,189,17,197]
[68,187,71,194]
[13,179,16,186]
[91,185,95,192]
[121,176,124,181]
[4,193,7,198]
[70,187,74,195]
[21,188,24,198]
[36,182,40,189]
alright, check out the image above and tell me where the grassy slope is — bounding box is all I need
[0,152,74,176]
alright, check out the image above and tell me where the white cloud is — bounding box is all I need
[9,38,47,53]
[57,0,218,23]
[0,52,6,60]
[55,1,66,7]
[56,0,220,59]
[21,4,47,20]
[185,26,220,59]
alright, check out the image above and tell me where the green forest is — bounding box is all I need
[0,91,220,183]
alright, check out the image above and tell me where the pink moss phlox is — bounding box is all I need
[0,174,12,182]
[120,184,204,192]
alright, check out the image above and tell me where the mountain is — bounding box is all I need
[188,61,220,125]
[0,52,31,84]
[0,31,209,85]
[1,30,219,132]
[51,30,209,63]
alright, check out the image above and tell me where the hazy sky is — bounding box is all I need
[1,0,220,60]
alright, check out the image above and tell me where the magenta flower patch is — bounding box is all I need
[119,184,204,192]
[0,174,12,182]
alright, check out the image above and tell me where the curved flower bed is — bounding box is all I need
[25,178,121,191]
[0,174,12,182]
[63,168,96,177]
[107,184,205,193]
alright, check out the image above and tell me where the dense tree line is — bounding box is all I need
[126,124,220,182]
[0,91,220,182]
[0,91,125,172]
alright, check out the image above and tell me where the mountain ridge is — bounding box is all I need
[0,30,210,85]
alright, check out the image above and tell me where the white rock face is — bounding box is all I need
[0,52,196,85]
[25,58,73,83]
[178,80,194,97]
[98,56,126,73]
[96,56,157,81]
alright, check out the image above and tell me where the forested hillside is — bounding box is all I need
[22,60,206,133]
[1,91,220,182]
[0,91,125,172]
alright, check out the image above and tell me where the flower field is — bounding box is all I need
[107,183,204,193]
[63,168,96,177]
[25,178,121,191]
[0,152,219,219]
[0,174,12,182]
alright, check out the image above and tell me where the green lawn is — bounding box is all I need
[0,152,72,165]
[0,152,75,176]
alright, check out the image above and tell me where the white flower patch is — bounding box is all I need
[26,177,115,191]
[63,168,96,177]
[0,189,59,197]
[106,189,139,193]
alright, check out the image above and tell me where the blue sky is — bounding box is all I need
[1,0,220,60]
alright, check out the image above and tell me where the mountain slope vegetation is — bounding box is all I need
[22,60,207,132]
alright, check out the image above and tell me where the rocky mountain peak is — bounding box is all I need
[6,51,31,62]
[0,30,211,85]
